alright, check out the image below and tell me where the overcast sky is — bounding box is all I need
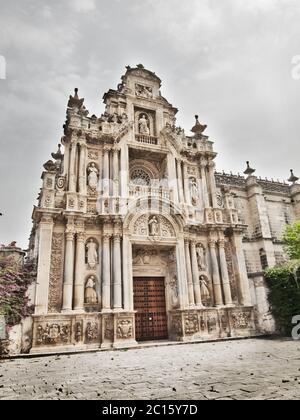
[0,0,300,249]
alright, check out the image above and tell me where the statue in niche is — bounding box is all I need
[196,244,206,271]
[149,216,159,236]
[190,178,199,206]
[200,276,211,305]
[138,114,150,135]
[87,163,99,190]
[86,238,98,269]
[85,276,98,304]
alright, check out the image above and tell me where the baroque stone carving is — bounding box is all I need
[48,233,64,313]
[85,276,98,304]
[172,316,183,336]
[134,215,176,238]
[184,314,199,335]
[88,150,99,161]
[104,317,114,340]
[196,244,206,271]
[87,163,99,190]
[135,83,153,99]
[75,322,83,343]
[149,215,159,236]
[85,322,99,343]
[232,312,251,329]
[117,319,133,339]
[200,276,211,306]
[36,323,71,346]
[169,276,179,309]
[189,178,199,206]
[138,114,150,135]
[86,238,98,269]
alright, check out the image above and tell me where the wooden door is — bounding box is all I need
[133,277,168,342]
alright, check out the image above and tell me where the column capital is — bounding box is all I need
[218,239,226,248]
[113,234,122,242]
[200,157,208,168]
[76,231,85,242]
[66,231,75,241]
[103,145,112,153]
[208,160,216,169]
[103,233,112,242]
[184,238,191,245]
[209,239,217,249]
[40,215,54,225]
[113,146,121,153]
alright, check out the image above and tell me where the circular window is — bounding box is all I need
[131,169,151,186]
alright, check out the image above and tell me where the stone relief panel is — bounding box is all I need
[85,321,99,344]
[225,241,239,303]
[36,323,71,346]
[133,214,176,238]
[184,313,199,335]
[48,233,65,313]
[117,319,133,340]
[231,311,252,330]
[135,83,153,99]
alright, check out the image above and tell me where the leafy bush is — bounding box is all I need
[0,258,35,328]
[283,220,300,260]
[265,262,300,336]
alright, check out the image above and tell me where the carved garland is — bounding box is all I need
[48,233,65,313]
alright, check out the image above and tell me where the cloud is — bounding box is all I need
[72,0,96,13]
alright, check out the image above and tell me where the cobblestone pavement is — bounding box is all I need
[0,338,300,400]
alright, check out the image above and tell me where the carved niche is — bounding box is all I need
[36,323,71,346]
[133,215,176,238]
[48,233,65,313]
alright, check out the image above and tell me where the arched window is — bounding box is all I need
[130,168,151,186]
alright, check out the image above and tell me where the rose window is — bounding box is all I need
[131,169,151,186]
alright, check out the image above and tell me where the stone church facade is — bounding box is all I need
[27,65,300,354]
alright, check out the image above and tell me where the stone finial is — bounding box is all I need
[191,115,207,135]
[67,88,85,109]
[51,144,63,161]
[244,161,256,177]
[288,169,299,185]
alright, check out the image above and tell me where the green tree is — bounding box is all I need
[283,220,300,260]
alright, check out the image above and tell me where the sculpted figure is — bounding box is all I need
[196,244,206,271]
[86,238,98,269]
[138,114,150,135]
[88,163,99,190]
[200,276,210,303]
[85,276,98,304]
[149,216,159,236]
[190,178,199,205]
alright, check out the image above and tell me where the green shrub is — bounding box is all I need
[265,262,300,336]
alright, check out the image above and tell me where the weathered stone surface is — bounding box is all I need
[0,339,299,400]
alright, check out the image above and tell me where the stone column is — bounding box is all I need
[113,234,122,310]
[209,240,223,306]
[218,239,233,306]
[35,216,54,315]
[102,234,111,311]
[176,238,190,309]
[167,154,179,203]
[73,231,85,311]
[122,236,130,311]
[78,143,87,195]
[183,162,191,205]
[176,159,184,203]
[200,159,210,208]
[185,239,195,306]
[190,241,202,306]
[62,143,70,177]
[120,144,129,198]
[103,146,110,197]
[62,229,75,312]
[69,143,77,192]
[113,147,120,197]
[208,161,218,208]
[232,232,252,306]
